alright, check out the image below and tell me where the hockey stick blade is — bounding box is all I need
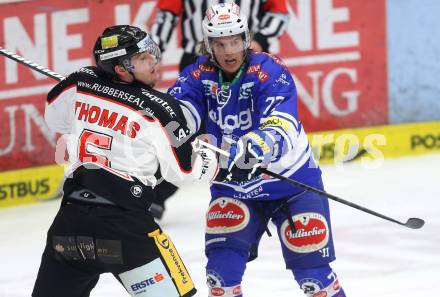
[405,218,425,229]
[259,168,425,230]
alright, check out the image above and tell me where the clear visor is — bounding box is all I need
[125,52,160,74]
[136,35,162,63]
[209,35,245,55]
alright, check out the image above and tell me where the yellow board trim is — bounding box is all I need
[308,121,440,164]
[0,164,64,208]
[148,229,195,296]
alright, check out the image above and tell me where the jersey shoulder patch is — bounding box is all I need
[47,72,78,104]
[140,87,193,147]
[248,52,291,87]
[47,67,103,104]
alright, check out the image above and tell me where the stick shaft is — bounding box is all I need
[0,47,65,81]
[196,139,416,228]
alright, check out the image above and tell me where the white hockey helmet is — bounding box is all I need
[202,2,250,55]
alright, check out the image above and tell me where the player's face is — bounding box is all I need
[130,52,161,87]
[211,35,245,75]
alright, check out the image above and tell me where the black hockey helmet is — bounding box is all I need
[93,25,161,77]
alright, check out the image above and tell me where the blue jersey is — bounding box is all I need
[168,52,321,200]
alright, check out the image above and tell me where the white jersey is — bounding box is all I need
[45,66,216,187]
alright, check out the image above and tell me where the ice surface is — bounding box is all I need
[1,154,439,297]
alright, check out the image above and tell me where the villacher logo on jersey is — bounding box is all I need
[206,198,250,234]
[286,227,326,240]
[210,287,225,296]
[281,212,329,253]
[207,210,244,221]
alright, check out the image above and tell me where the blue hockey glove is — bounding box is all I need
[226,130,277,182]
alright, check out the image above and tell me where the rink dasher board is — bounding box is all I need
[0,164,64,208]
[309,120,440,164]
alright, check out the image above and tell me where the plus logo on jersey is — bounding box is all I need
[281,212,329,253]
[206,198,250,234]
[238,82,254,100]
[202,80,223,103]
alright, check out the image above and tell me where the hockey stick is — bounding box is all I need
[0,46,425,229]
[0,47,66,202]
[0,47,66,81]
[196,140,425,230]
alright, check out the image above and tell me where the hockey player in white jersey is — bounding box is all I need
[168,3,347,297]
[32,25,217,297]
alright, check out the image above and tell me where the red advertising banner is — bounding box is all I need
[0,0,388,171]
[0,0,158,171]
[279,0,388,132]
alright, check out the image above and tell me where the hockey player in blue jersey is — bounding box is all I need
[168,2,347,297]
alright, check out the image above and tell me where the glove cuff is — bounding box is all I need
[244,129,278,164]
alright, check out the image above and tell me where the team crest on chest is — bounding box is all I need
[216,85,232,105]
